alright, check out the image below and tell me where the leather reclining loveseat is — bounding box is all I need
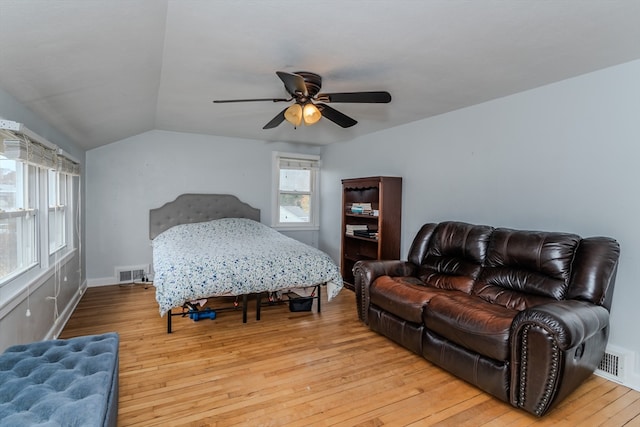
[353,221,620,416]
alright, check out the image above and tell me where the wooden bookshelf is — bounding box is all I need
[340,176,402,289]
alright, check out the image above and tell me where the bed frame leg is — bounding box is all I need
[242,294,248,323]
[317,285,322,313]
[167,309,172,333]
[256,293,262,321]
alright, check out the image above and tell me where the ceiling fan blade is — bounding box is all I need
[263,108,288,129]
[213,98,289,103]
[317,104,357,128]
[276,71,308,97]
[317,91,391,103]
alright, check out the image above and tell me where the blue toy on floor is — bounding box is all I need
[190,307,216,321]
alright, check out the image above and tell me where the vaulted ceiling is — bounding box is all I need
[1,0,640,151]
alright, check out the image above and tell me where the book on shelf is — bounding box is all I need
[350,202,373,214]
[345,224,369,235]
[353,229,379,239]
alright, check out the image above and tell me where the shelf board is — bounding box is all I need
[345,213,379,219]
[344,254,376,262]
[345,234,378,243]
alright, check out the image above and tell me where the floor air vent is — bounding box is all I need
[596,347,631,383]
[115,265,149,284]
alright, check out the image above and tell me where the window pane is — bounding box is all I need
[0,215,37,279]
[280,169,310,192]
[279,194,310,223]
[59,175,67,204]
[0,156,18,210]
[48,172,68,254]
[1,158,38,280]
[48,170,57,206]
[49,207,66,253]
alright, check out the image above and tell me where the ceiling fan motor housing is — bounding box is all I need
[293,71,322,97]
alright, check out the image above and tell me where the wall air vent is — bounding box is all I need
[595,346,632,384]
[115,264,149,284]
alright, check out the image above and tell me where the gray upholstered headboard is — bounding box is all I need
[149,193,261,240]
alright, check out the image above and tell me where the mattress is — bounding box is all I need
[152,218,343,315]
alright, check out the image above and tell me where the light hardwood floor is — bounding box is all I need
[60,285,640,427]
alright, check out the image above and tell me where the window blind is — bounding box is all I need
[1,129,80,175]
[3,136,56,169]
[279,157,319,170]
[0,129,14,155]
[57,155,81,175]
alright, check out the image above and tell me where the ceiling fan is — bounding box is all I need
[213,71,391,129]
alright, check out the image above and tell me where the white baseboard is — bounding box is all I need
[87,277,118,287]
[595,370,640,392]
[88,276,152,287]
[44,280,87,340]
[625,371,640,392]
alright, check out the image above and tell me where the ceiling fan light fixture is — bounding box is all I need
[215,70,390,129]
[284,103,303,126]
[302,103,322,125]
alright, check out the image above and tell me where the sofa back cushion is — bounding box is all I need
[414,221,493,294]
[568,236,620,310]
[474,228,581,310]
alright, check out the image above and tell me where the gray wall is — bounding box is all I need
[0,88,85,352]
[85,130,321,283]
[319,59,640,389]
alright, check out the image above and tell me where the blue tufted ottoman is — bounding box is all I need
[0,333,119,427]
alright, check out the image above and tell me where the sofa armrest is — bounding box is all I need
[353,260,417,323]
[510,300,610,416]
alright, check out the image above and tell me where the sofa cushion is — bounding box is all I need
[370,276,451,324]
[473,282,557,312]
[476,228,580,305]
[423,293,517,361]
[417,221,494,294]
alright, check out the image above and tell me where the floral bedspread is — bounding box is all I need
[152,218,343,315]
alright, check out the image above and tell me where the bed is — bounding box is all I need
[149,194,343,332]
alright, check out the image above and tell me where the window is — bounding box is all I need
[0,155,38,282]
[48,169,70,254]
[0,123,80,292]
[272,152,320,230]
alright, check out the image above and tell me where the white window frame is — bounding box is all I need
[0,157,40,287]
[271,152,320,231]
[48,169,71,255]
[0,158,40,285]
